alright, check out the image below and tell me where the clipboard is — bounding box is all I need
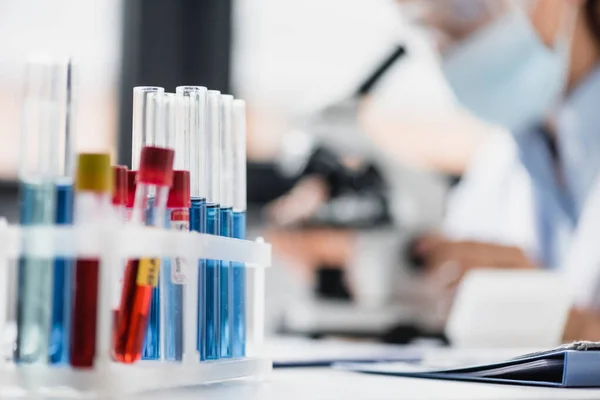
[335,342,600,387]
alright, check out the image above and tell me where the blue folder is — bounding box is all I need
[335,342,600,387]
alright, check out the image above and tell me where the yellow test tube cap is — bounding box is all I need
[75,153,112,192]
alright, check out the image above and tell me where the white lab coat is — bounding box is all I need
[442,130,539,260]
[445,129,600,310]
[349,126,600,320]
[564,177,600,309]
[347,131,529,312]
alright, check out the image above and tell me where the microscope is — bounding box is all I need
[274,46,450,342]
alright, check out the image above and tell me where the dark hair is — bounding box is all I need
[585,0,600,45]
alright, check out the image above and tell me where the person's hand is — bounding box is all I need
[265,176,330,226]
[264,227,356,281]
[563,308,600,342]
[414,234,538,321]
[415,235,538,288]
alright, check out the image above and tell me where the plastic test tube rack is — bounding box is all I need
[0,223,271,396]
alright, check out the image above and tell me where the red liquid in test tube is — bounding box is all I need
[69,153,112,368]
[70,259,100,367]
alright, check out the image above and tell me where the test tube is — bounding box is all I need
[119,86,166,363]
[163,171,191,361]
[203,90,221,360]
[112,146,174,363]
[219,94,234,358]
[142,92,174,361]
[69,153,112,368]
[111,170,137,339]
[231,99,247,358]
[154,91,186,362]
[17,56,69,364]
[176,86,208,359]
[50,57,75,365]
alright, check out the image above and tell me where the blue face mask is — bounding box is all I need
[442,9,571,132]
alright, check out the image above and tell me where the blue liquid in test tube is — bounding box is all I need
[191,198,206,356]
[204,203,220,360]
[142,285,161,360]
[201,90,222,361]
[232,210,246,357]
[190,198,206,234]
[219,206,233,358]
[49,56,75,365]
[163,220,187,362]
[49,182,73,364]
[161,258,182,361]
[218,94,234,358]
[17,181,55,363]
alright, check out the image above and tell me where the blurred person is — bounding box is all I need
[270,0,600,339]
[408,0,600,287]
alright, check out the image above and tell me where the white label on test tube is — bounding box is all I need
[170,209,190,284]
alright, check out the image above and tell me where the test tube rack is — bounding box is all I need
[0,221,271,397]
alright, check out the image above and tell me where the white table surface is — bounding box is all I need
[131,338,600,400]
[139,367,600,400]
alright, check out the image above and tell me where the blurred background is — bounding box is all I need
[0,0,498,343]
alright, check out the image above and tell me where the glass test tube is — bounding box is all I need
[120,86,165,362]
[112,170,137,342]
[219,94,234,358]
[163,171,190,361]
[17,56,69,364]
[112,146,174,363]
[203,90,221,360]
[231,99,247,358]
[50,58,75,365]
[175,86,208,358]
[142,92,174,361]
[157,91,186,361]
[69,153,112,368]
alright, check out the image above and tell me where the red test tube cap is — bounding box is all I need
[126,170,137,208]
[112,165,128,206]
[167,170,191,209]
[137,146,175,187]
